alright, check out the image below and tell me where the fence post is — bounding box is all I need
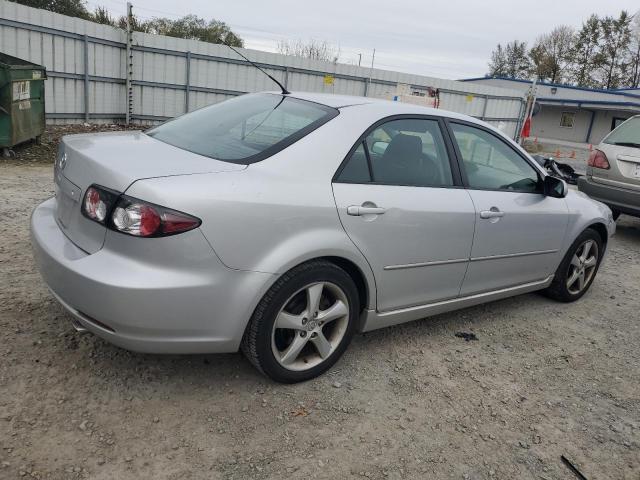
[83,34,89,122]
[363,77,368,97]
[284,66,290,89]
[481,94,488,120]
[125,2,133,125]
[185,51,191,113]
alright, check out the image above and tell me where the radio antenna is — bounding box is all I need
[225,43,290,95]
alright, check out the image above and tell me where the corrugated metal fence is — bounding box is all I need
[0,1,526,137]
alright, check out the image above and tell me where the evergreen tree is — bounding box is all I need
[568,15,603,87]
[627,12,640,88]
[597,11,633,89]
[488,44,509,77]
[504,41,531,79]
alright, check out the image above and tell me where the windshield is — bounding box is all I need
[147,93,338,164]
[603,116,640,147]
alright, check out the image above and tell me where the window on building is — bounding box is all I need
[560,112,575,128]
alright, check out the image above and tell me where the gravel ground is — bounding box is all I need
[1,128,639,480]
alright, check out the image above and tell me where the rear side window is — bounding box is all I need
[147,93,338,164]
[336,118,454,187]
[603,116,640,147]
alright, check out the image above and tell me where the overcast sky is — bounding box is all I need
[95,0,639,79]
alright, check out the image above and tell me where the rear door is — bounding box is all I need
[332,116,476,312]
[447,121,568,295]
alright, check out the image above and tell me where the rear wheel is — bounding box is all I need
[241,260,359,383]
[543,229,603,302]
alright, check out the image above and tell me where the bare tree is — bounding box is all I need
[529,26,574,83]
[277,39,340,63]
[627,11,640,88]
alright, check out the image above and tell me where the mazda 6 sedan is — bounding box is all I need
[31,92,615,383]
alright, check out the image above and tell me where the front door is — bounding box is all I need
[448,121,568,295]
[332,117,476,312]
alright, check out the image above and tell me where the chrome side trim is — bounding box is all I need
[361,275,554,332]
[470,249,558,262]
[384,258,468,271]
[384,250,557,271]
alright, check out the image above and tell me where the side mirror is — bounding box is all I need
[544,175,568,198]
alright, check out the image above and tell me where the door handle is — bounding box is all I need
[347,205,386,216]
[480,208,505,219]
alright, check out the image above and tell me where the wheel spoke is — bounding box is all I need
[276,311,304,330]
[581,240,593,261]
[567,269,580,288]
[584,256,597,268]
[306,284,324,317]
[279,334,308,365]
[578,270,586,291]
[571,255,581,268]
[318,299,348,324]
[311,332,332,359]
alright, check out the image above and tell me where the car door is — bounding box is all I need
[332,116,476,312]
[447,121,568,296]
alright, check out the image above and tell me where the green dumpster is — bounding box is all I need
[0,53,47,158]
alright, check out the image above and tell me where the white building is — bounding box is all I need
[462,77,640,145]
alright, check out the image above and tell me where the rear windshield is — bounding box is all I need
[147,93,338,164]
[603,116,640,147]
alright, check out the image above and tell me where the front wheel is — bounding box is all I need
[241,260,359,383]
[543,229,603,302]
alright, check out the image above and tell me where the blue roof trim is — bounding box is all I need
[460,76,640,99]
[537,97,640,108]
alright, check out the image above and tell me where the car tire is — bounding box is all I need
[543,228,603,303]
[241,260,359,383]
[609,208,621,221]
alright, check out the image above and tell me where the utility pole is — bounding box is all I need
[366,48,376,97]
[357,53,362,67]
[125,2,133,125]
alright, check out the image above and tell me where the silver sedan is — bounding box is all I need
[31,92,615,382]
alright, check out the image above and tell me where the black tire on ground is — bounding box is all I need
[543,228,604,303]
[609,208,621,221]
[241,260,359,383]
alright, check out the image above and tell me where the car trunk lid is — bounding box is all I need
[54,130,245,254]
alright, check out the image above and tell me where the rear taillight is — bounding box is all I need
[82,185,201,237]
[82,186,119,224]
[587,149,610,169]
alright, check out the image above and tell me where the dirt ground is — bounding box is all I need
[1,128,639,480]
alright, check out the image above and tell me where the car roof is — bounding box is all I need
[283,91,485,125]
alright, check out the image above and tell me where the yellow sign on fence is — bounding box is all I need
[323,75,334,86]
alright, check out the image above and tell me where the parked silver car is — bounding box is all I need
[31,92,615,382]
[578,115,640,219]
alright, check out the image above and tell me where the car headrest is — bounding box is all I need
[382,134,422,165]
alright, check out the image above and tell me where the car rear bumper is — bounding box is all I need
[30,197,274,354]
[578,176,640,217]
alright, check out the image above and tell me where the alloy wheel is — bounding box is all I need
[271,282,350,371]
[566,239,599,295]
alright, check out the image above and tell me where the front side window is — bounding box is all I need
[450,123,541,193]
[147,93,338,164]
[336,118,454,187]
